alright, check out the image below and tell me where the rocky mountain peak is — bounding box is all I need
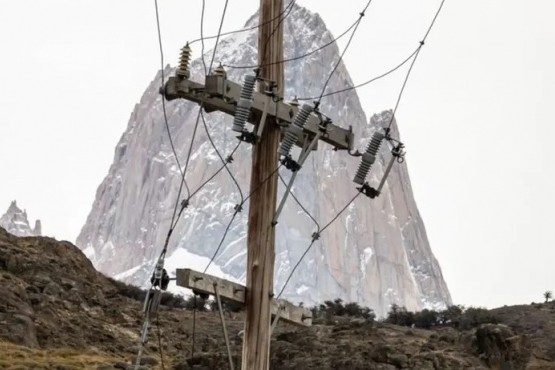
[0,200,41,237]
[77,4,450,316]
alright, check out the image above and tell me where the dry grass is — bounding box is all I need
[0,341,127,369]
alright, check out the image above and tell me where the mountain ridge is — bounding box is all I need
[0,200,41,237]
[76,4,450,317]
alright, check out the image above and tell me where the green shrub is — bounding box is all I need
[183,295,208,311]
[385,304,499,331]
[209,299,244,313]
[311,299,375,323]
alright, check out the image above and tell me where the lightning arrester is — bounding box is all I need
[232,75,257,133]
[278,104,313,157]
[353,131,385,185]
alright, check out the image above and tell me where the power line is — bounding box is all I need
[278,174,319,230]
[208,0,230,74]
[200,112,244,203]
[277,0,447,300]
[203,163,283,273]
[316,0,373,105]
[155,312,166,370]
[187,141,242,202]
[188,0,296,47]
[223,13,359,70]
[386,0,446,132]
[258,0,296,69]
[153,0,190,227]
[297,46,419,101]
[200,0,208,75]
[276,191,362,299]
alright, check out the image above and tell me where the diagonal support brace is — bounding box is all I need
[273,133,321,225]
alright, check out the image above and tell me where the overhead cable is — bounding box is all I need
[188,0,296,47]
[203,163,283,273]
[316,0,373,105]
[223,13,359,70]
[208,0,230,74]
[297,46,419,101]
[386,0,446,132]
[276,191,362,299]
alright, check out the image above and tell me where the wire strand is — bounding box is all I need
[316,0,373,104]
[278,174,320,230]
[200,112,244,203]
[156,311,166,370]
[200,0,208,75]
[154,0,191,232]
[297,46,419,101]
[386,0,446,132]
[276,191,362,298]
[258,0,296,70]
[223,14,359,70]
[188,0,295,47]
[203,210,240,273]
[202,163,282,273]
[188,141,242,201]
[208,0,230,74]
[191,295,197,360]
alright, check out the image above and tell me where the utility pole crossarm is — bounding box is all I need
[163,75,354,151]
[176,268,312,327]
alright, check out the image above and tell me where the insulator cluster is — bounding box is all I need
[278,104,313,157]
[232,75,257,133]
[176,44,192,79]
[353,131,385,185]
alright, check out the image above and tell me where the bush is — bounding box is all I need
[107,277,146,301]
[458,307,498,330]
[385,304,415,327]
[414,309,438,329]
[311,299,375,323]
[183,295,209,311]
[385,304,499,331]
[209,299,244,313]
[159,292,187,308]
[107,277,187,308]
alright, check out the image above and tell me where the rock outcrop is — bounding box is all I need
[1,228,552,369]
[77,4,450,316]
[0,200,41,237]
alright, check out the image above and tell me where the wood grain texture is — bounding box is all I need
[242,1,284,369]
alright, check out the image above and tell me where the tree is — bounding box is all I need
[544,291,553,303]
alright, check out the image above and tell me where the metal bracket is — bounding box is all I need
[214,283,235,370]
[358,183,380,199]
[273,133,321,225]
[271,305,283,334]
[163,75,353,151]
[255,94,272,140]
[358,142,406,198]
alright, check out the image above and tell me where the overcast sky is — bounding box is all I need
[1,0,554,309]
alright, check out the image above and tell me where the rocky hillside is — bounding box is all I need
[76,3,450,317]
[0,201,41,237]
[2,228,555,369]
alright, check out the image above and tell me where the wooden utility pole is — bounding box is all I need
[164,1,353,366]
[242,0,284,369]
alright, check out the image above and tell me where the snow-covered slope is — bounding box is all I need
[77,5,450,316]
[0,201,41,237]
